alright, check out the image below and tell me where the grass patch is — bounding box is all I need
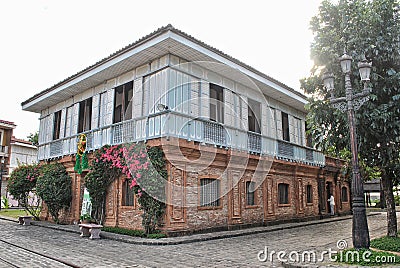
[371,236,400,252]
[335,248,400,266]
[101,226,166,239]
[0,209,27,219]
[146,233,167,239]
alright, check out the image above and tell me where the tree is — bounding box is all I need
[27,132,39,146]
[8,163,42,220]
[36,163,72,223]
[302,0,400,238]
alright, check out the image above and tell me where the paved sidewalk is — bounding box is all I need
[0,213,357,246]
[0,212,398,267]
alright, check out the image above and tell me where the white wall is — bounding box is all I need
[37,53,307,152]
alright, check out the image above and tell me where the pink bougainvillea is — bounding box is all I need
[86,143,166,234]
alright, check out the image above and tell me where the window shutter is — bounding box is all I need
[91,93,100,130]
[200,81,209,119]
[261,103,268,136]
[276,110,283,140]
[59,108,67,139]
[99,92,107,127]
[240,96,248,131]
[133,78,143,118]
[71,103,79,135]
[65,106,73,137]
[46,114,54,143]
[224,90,233,127]
[301,120,306,146]
[38,117,46,144]
[190,79,200,117]
[289,115,296,144]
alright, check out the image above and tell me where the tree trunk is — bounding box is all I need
[381,172,397,237]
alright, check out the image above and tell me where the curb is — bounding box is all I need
[0,212,382,246]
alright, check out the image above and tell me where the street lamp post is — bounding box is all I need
[0,157,4,211]
[323,51,372,249]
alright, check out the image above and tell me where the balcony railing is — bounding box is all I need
[248,132,261,153]
[38,111,325,166]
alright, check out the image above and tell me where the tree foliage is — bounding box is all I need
[27,132,39,146]
[36,163,72,224]
[8,163,42,220]
[302,0,400,236]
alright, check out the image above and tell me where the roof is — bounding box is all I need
[364,179,381,192]
[11,136,37,149]
[0,119,16,126]
[0,119,16,129]
[11,136,33,145]
[22,24,308,113]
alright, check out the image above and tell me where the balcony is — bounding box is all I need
[38,111,325,167]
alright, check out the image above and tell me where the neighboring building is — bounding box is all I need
[7,136,38,207]
[364,178,382,207]
[0,120,16,201]
[9,136,38,172]
[21,25,350,233]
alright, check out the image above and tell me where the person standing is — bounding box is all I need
[328,194,335,216]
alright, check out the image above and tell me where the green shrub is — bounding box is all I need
[101,226,145,237]
[146,233,167,239]
[36,163,72,224]
[1,196,9,209]
[8,163,42,220]
[101,226,166,238]
[371,236,400,252]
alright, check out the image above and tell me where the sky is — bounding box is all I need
[0,0,323,139]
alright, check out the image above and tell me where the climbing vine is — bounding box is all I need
[84,142,166,233]
[83,145,122,224]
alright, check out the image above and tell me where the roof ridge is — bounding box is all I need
[22,24,306,107]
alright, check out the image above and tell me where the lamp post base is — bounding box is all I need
[352,197,370,249]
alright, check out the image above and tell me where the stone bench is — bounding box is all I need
[18,216,33,226]
[78,223,103,239]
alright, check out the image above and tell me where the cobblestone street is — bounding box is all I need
[0,212,398,267]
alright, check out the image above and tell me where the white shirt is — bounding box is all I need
[328,195,335,205]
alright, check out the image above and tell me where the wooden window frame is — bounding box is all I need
[245,180,258,208]
[306,184,313,205]
[277,183,290,206]
[113,81,134,123]
[78,97,93,133]
[247,98,261,134]
[281,111,290,142]
[198,176,222,210]
[121,178,135,208]
[53,110,62,140]
[209,83,224,123]
[341,186,349,203]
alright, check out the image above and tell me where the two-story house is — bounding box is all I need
[22,25,350,233]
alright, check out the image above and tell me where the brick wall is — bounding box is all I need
[40,140,350,234]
